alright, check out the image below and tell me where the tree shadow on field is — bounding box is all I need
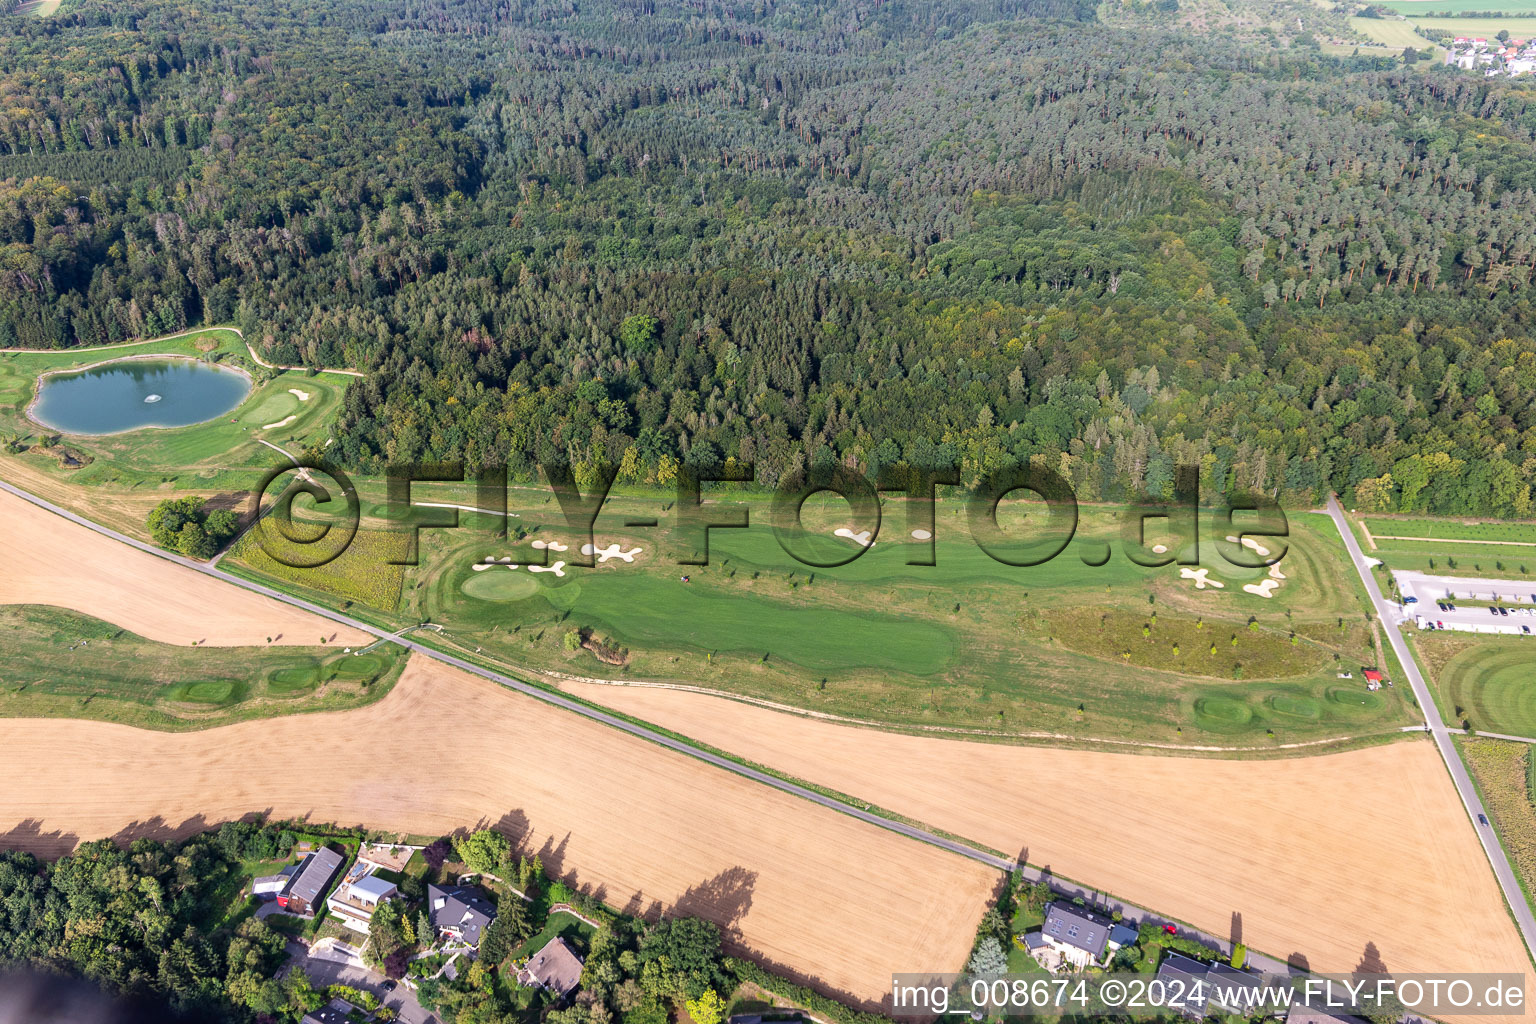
[672,866,757,944]
[0,818,80,859]
[1354,941,1388,974]
[110,813,217,848]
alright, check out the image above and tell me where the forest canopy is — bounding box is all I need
[4,0,1536,515]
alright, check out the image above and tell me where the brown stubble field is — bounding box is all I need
[558,681,1529,988]
[0,656,998,1007]
[0,486,368,648]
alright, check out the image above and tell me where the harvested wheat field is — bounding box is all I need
[0,486,366,648]
[0,656,997,1006]
[560,681,1528,985]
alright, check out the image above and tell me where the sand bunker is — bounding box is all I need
[1243,579,1280,598]
[530,540,569,552]
[1268,564,1286,580]
[834,528,873,547]
[1180,567,1224,589]
[592,543,643,563]
[263,415,297,430]
[1151,544,1168,554]
[911,529,932,541]
[1241,536,1272,558]
[288,388,311,401]
[482,556,514,564]
[529,561,566,577]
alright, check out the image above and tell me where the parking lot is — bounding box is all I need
[1394,571,1536,636]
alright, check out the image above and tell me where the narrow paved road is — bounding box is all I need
[1325,495,1536,963]
[0,478,1016,874]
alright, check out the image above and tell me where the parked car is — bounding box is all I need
[1163,924,1178,935]
[1404,595,1418,604]
[1438,621,1445,629]
[1491,607,1500,616]
[1523,625,1531,635]
[1500,606,1509,616]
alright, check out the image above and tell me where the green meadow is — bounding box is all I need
[0,604,404,730]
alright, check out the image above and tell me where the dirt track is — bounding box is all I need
[559,681,1528,984]
[0,657,997,1006]
[0,485,367,647]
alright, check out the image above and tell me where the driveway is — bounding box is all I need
[284,941,441,1024]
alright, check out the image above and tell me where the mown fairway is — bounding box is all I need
[1419,633,1536,737]
[384,493,1410,746]
[0,605,403,729]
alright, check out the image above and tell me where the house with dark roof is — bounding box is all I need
[1037,902,1117,968]
[517,935,585,997]
[300,1001,352,1024]
[1206,962,1266,1014]
[1154,951,1210,1018]
[277,847,345,915]
[428,882,497,946]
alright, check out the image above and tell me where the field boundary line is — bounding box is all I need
[542,671,1415,754]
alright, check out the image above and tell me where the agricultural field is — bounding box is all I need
[1351,514,1536,578]
[1416,13,1536,31]
[1414,632,1536,737]
[1380,0,1536,11]
[0,484,369,647]
[1349,15,1437,49]
[0,655,1001,1008]
[558,679,1526,993]
[0,328,352,540]
[0,605,402,730]
[383,493,1405,746]
[1458,737,1536,917]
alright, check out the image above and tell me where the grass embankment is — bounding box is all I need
[0,604,404,729]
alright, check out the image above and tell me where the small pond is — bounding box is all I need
[29,358,251,435]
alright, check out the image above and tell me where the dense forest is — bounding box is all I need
[4,0,1536,514]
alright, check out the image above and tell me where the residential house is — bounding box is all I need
[1154,951,1210,1019]
[277,847,345,915]
[300,1002,352,1024]
[325,867,400,934]
[1206,962,1266,1015]
[1285,1008,1370,1024]
[1035,902,1119,969]
[428,883,497,946]
[517,936,585,998]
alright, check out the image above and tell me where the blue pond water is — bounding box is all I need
[30,358,250,435]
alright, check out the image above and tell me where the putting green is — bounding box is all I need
[177,680,237,704]
[247,389,299,424]
[1327,686,1382,712]
[268,664,320,695]
[462,570,542,602]
[1268,694,1321,719]
[1175,538,1267,581]
[332,653,384,679]
[1193,695,1255,731]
